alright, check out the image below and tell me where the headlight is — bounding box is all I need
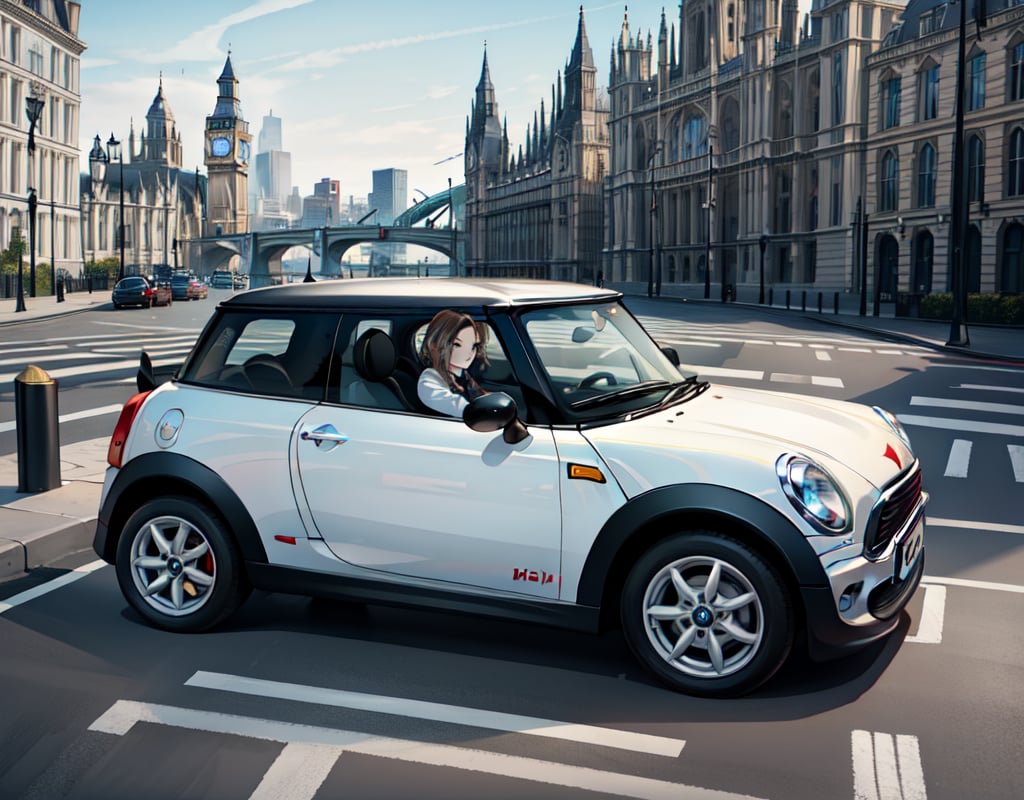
[872,406,913,451]
[776,455,851,534]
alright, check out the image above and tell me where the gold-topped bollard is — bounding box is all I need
[15,365,61,493]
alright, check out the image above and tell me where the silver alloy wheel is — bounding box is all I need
[642,555,764,679]
[127,515,217,617]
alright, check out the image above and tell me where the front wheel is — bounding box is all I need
[621,532,794,697]
[115,497,250,632]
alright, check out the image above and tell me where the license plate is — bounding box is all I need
[894,517,924,581]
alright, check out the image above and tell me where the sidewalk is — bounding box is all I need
[1,281,1021,582]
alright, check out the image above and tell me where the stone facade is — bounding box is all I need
[0,0,86,280]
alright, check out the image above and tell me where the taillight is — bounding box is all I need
[107,391,151,468]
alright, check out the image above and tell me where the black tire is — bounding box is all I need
[114,496,251,632]
[621,531,794,698]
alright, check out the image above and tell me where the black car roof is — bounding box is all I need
[219,278,620,312]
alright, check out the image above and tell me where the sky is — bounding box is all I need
[77,1,815,203]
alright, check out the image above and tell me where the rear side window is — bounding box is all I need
[182,311,339,400]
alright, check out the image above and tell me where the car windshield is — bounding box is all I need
[172,275,190,284]
[519,301,705,417]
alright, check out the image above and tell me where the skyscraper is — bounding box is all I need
[252,111,293,230]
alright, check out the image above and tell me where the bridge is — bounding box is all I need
[182,185,466,286]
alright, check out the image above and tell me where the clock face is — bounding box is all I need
[211,137,231,157]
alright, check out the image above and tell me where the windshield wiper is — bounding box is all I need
[570,380,672,411]
[659,374,710,406]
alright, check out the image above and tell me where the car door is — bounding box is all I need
[293,315,564,599]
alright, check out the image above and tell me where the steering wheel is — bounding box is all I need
[576,371,618,390]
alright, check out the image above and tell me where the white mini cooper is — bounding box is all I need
[94,279,927,697]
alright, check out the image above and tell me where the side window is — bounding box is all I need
[182,312,338,400]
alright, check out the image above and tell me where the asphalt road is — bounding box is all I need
[1,296,1022,799]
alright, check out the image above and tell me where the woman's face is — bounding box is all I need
[449,325,479,372]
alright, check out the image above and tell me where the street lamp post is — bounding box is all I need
[703,145,714,299]
[107,133,126,282]
[759,233,768,304]
[88,135,107,292]
[647,147,660,298]
[25,94,44,299]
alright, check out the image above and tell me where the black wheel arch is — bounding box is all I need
[93,451,268,566]
[575,484,829,629]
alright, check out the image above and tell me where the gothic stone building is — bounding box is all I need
[464,8,609,283]
[81,78,205,277]
[606,0,1024,300]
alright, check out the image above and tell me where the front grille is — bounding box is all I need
[865,464,922,559]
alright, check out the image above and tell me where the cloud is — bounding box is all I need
[122,0,315,64]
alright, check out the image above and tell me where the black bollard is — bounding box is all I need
[785,289,791,309]
[818,292,823,314]
[835,292,840,314]
[15,365,61,492]
[801,290,807,312]
[57,276,65,303]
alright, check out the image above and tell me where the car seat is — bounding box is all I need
[345,329,415,411]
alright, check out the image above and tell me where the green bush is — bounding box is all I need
[918,293,1024,325]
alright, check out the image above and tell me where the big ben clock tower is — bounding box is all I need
[204,53,251,235]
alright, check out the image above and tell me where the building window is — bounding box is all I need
[682,115,707,160]
[912,231,934,294]
[1010,42,1024,102]
[1009,128,1024,196]
[880,151,899,211]
[883,77,902,129]
[1002,224,1024,294]
[728,5,735,43]
[917,143,936,207]
[832,53,845,126]
[969,53,986,111]
[967,135,985,203]
[830,156,842,226]
[921,65,940,121]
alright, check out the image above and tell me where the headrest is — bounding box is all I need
[353,329,397,382]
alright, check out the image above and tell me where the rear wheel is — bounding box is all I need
[621,531,794,697]
[115,497,250,632]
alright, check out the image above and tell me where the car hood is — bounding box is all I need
[583,384,911,493]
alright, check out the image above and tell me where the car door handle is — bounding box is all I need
[300,424,349,447]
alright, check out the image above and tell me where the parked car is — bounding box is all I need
[95,279,926,697]
[170,273,193,301]
[187,279,208,300]
[111,276,171,309]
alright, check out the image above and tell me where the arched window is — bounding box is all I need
[917,143,937,207]
[1009,39,1024,102]
[1009,128,1024,196]
[682,115,707,160]
[728,5,736,43]
[919,63,940,120]
[1001,224,1024,294]
[668,115,681,163]
[968,134,985,203]
[881,73,902,130]
[912,230,933,294]
[720,97,740,152]
[880,150,899,212]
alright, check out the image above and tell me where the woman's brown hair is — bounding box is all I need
[418,310,490,392]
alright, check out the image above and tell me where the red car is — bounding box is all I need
[187,280,209,300]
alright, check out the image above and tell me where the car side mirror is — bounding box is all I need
[464,392,529,444]
[659,344,680,367]
[572,326,595,343]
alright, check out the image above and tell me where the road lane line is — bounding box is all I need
[942,440,972,478]
[955,383,1024,394]
[910,396,1024,416]
[249,742,342,800]
[851,730,927,800]
[905,585,945,644]
[694,366,764,381]
[922,575,1024,594]
[812,375,844,388]
[0,404,124,434]
[90,701,763,800]
[897,414,1024,437]
[185,671,684,757]
[1009,445,1024,482]
[815,350,832,361]
[927,518,1024,535]
[0,560,107,615]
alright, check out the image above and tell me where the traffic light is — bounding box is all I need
[378,227,386,240]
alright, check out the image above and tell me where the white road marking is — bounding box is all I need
[942,440,972,478]
[812,375,844,387]
[0,352,111,368]
[808,344,835,349]
[662,339,723,349]
[955,383,1024,395]
[897,414,1024,437]
[776,341,803,347]
[910,396,1024,416]
[249,742,342,800]
[839,347,873,353]
[816,350,832,361]
[0,560,107,615]
[927,518,1024,535]
[905,585,945,644]
[90,701,763,800]
[694,366,765,381]
[1009,445,1024,482]
[923,575,1024,594]
[876,349,905,355]
[0,404,124,434]
[185,671,684,757]
[851,730,927,800]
